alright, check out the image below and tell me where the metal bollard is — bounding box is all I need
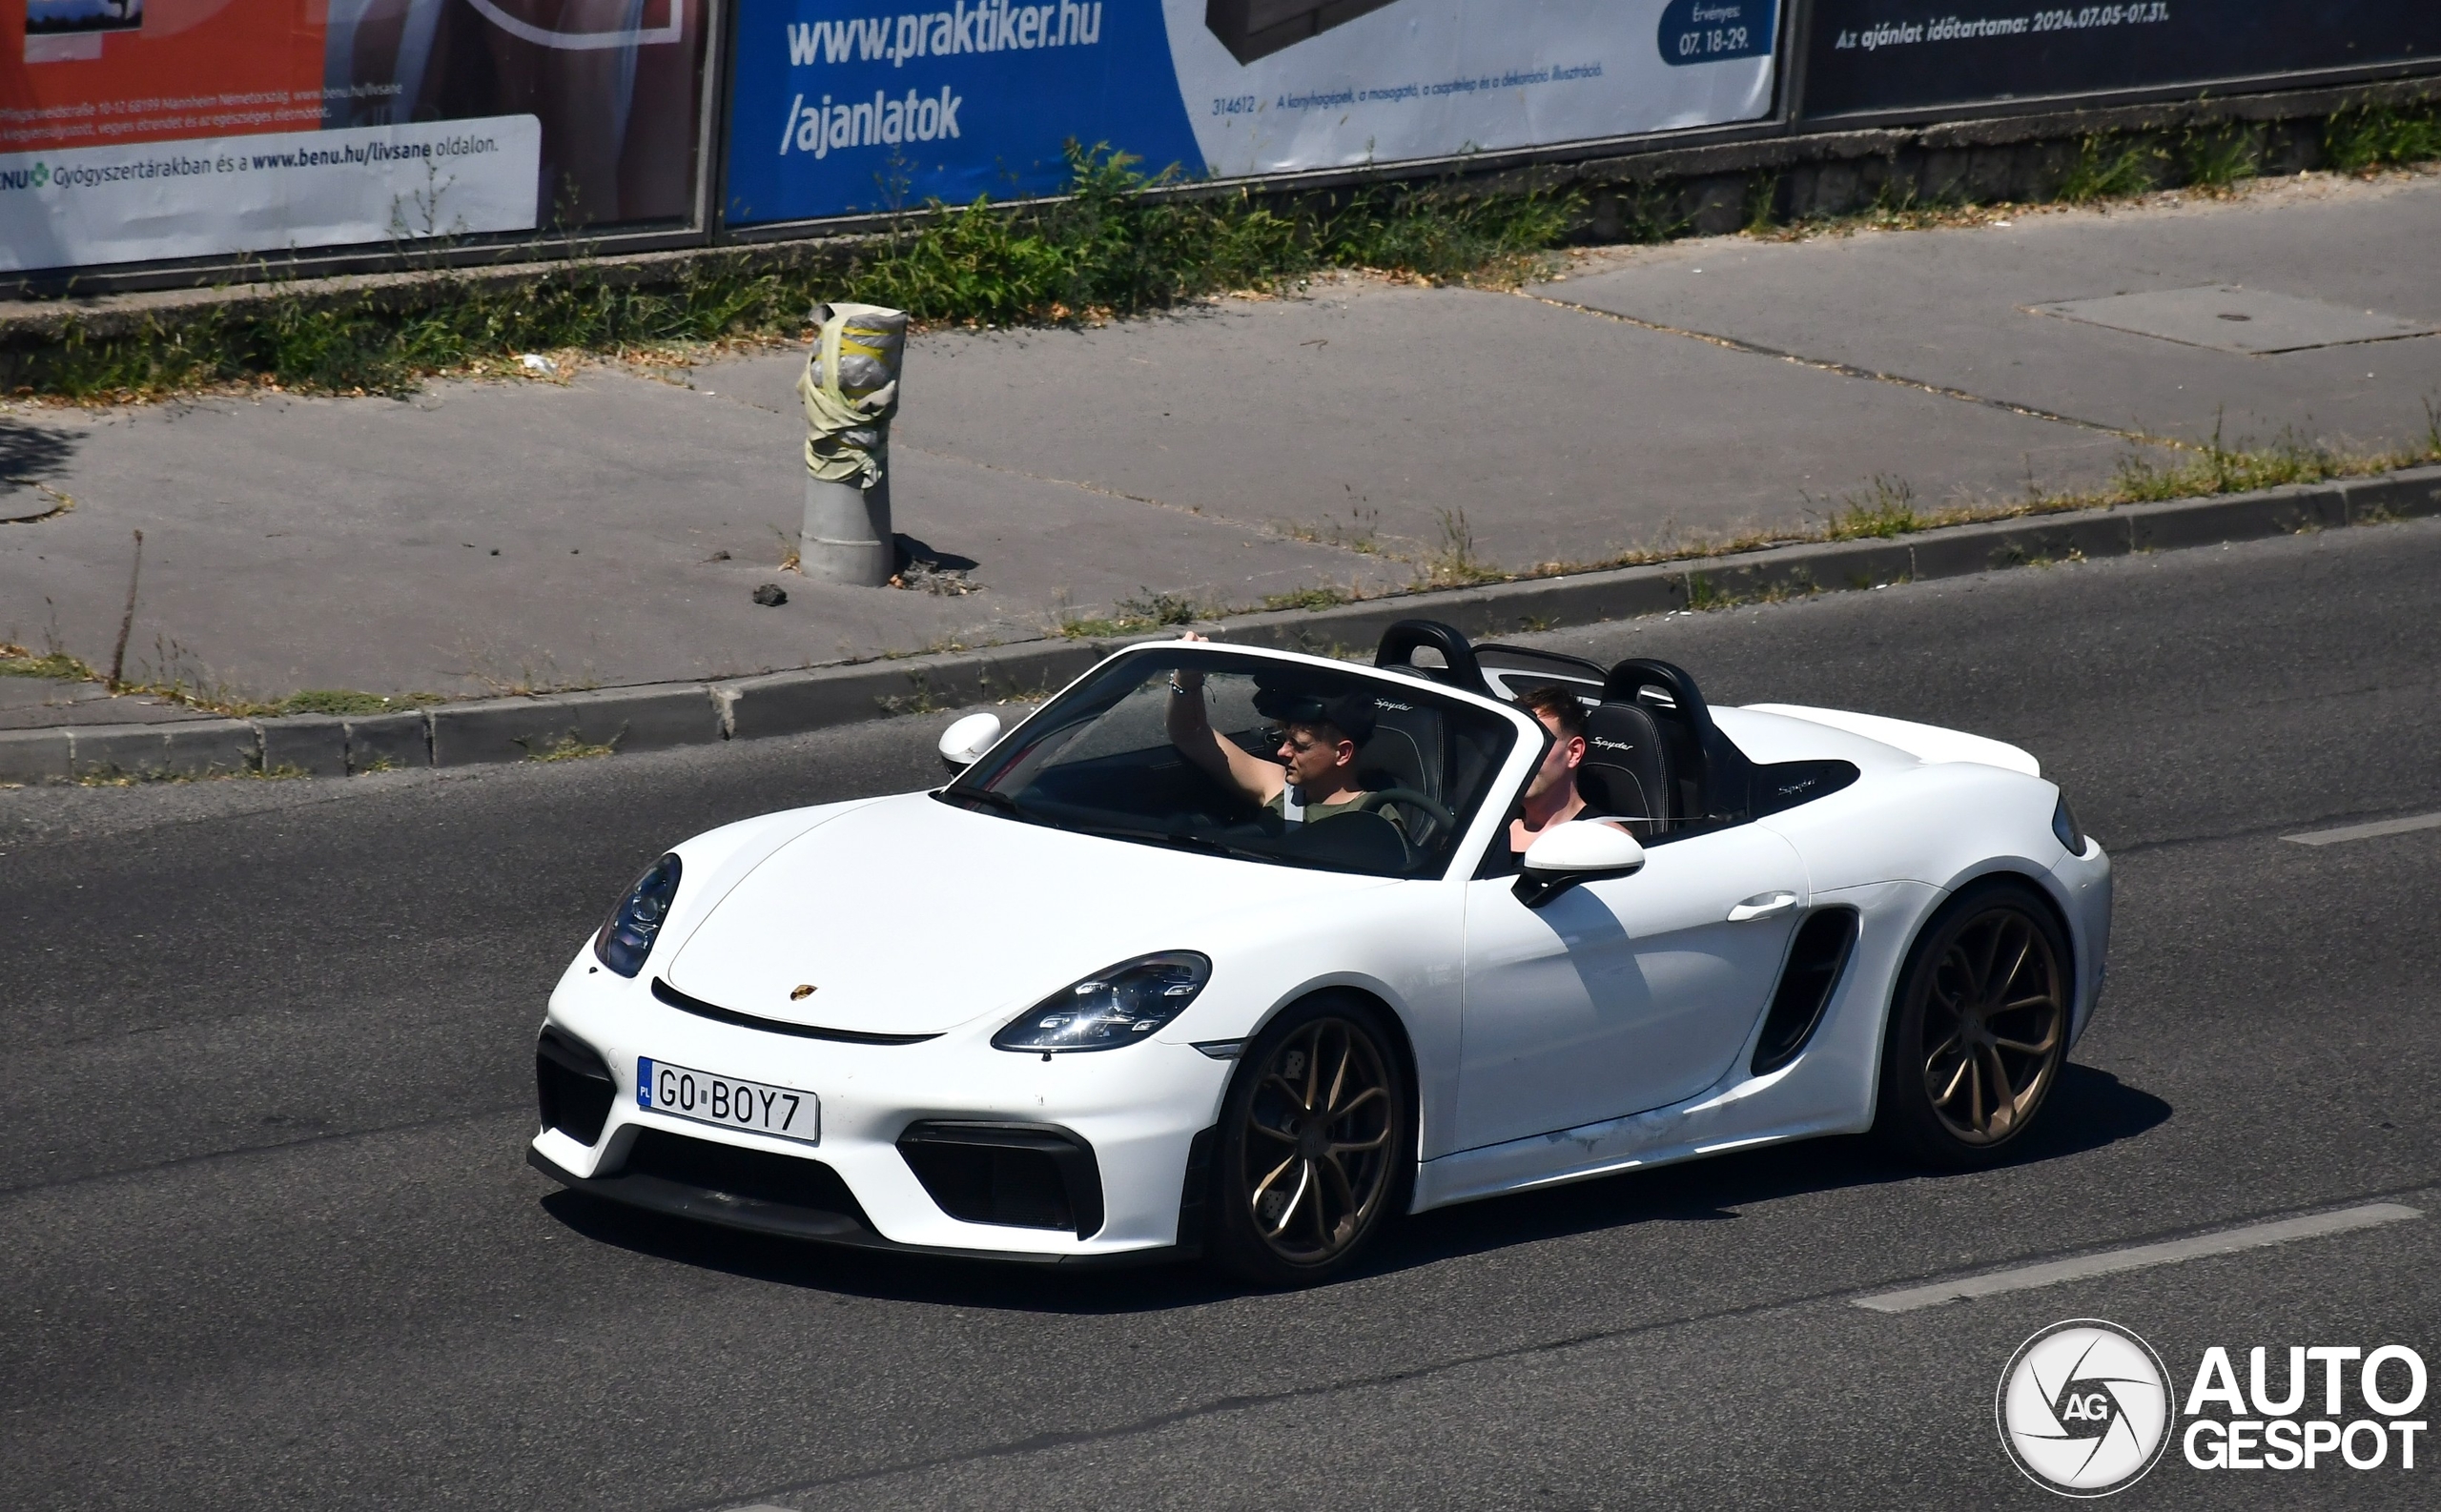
[797,302,906,587]
[801,474,892,585]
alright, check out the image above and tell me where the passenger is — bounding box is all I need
[1508,684,1621,857]
[1165,640,1378,823]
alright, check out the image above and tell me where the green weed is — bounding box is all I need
[1824,476,1930,538]
[2325,101,2441,174]
[276,689,435,716]
[523,732,620,762]
[2180,125,2262,193]
[874,670,949,714]
[2110,414,2341,501]
[1260,584,1358,612]
[1056,586,1204,638]
[2057,135,2164,203]
[0,644,93,680]
[1419,507,1502,586]
[71,761,305,787]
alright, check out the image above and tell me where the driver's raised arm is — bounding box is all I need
[1164,637,1285,807]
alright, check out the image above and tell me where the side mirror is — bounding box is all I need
[1514,820,1645,908]
[938,711,1002,772]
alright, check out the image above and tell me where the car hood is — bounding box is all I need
[662,791,1389,1035]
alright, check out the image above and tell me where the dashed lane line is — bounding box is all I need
[1854,1202,2422,1314]
[2282,810,2441,847]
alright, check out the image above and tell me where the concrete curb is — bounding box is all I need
[5,465,2435,787]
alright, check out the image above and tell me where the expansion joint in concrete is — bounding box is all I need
[1526,293,2164,445]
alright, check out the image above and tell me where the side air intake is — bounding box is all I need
[1752,909,1860,1076]
[536,1025,617,1145]
[898,1122,1105,1237]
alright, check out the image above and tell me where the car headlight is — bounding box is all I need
[594,853,682,978]
[993,951,1212,1052]
[2052,795,2085,856]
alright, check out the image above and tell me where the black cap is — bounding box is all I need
[1253,683,1377,746]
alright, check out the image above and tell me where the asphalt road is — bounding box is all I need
[5,517,2438,1510]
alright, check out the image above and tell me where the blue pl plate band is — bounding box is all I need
[637,1056,654,1108]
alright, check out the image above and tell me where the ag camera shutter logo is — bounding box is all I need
[1997,1319,2176,1496]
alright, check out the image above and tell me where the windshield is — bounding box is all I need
[941,648,1521,878]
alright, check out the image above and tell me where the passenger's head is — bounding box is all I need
[1518,684,1588,803]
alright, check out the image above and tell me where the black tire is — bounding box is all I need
[1874,878,2073,1170]
[1207,994,1414,1288]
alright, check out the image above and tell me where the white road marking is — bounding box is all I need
[2282,810,2441,847]
[1854,1203,2422,1314]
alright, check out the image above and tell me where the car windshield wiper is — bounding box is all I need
[1073,824,1277,863]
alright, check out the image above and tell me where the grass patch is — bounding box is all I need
[522,732,619,762]
[13,146,1580,401]
[1057,587,1205,639]
[3,641,441,720]
[2326,101,2441,174]
[1278,501,1383,554]
[275,689,437,716]
[1823,476,1931,539]
[874,670,949,715]
[2105,417,2391,502]
[72,762,309,787]
[2180,125,2263,194]
[0,644,95,680]
[2058,134,2165,203]
[1260,584,1360,612]
[1417,507,1502,586]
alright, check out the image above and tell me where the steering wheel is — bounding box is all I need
[1357,787,1453,837]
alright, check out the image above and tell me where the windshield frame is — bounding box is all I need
[937,641,1544,882]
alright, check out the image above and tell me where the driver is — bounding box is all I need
[1165,638,1379,824]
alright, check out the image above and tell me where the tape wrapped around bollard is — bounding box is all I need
[798,302,907,585]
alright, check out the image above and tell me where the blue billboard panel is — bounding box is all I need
[722,0,1781,227]
[723,1,1203,223]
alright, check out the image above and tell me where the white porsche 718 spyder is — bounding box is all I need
[531,622,2111,1286]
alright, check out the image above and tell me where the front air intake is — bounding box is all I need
[897,1122,1105,1237]
[536,1026,617,1145]
[620,1129,871,1226]
[1752,909,1860,1076]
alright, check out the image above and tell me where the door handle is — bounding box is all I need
[1727,891,1799,923]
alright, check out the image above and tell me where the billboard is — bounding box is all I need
[722,0,1780,226]
[0,0,711,275]
[1800,0,2440,118]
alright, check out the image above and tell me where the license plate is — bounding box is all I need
[636,1057,819,1145]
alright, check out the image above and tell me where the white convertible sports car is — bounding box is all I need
[531,622,2111,1285]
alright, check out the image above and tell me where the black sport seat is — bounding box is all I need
[1598,658,1757,832]
[1576,701,1673,837]
[1373,620,1492,696]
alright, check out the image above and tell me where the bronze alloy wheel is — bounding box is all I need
[1877,882,2073,1168]
[1210,1001,1411,1284]
[1243,1016,1395,1261]
[1917,905,2065,1143]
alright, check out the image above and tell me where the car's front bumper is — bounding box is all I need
[528,954,1235,1262]
[523,1143,1204,1267]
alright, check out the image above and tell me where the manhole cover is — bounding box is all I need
[2026,285,2437,354]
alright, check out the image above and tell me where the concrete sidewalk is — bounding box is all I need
[3,169,2437,714]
